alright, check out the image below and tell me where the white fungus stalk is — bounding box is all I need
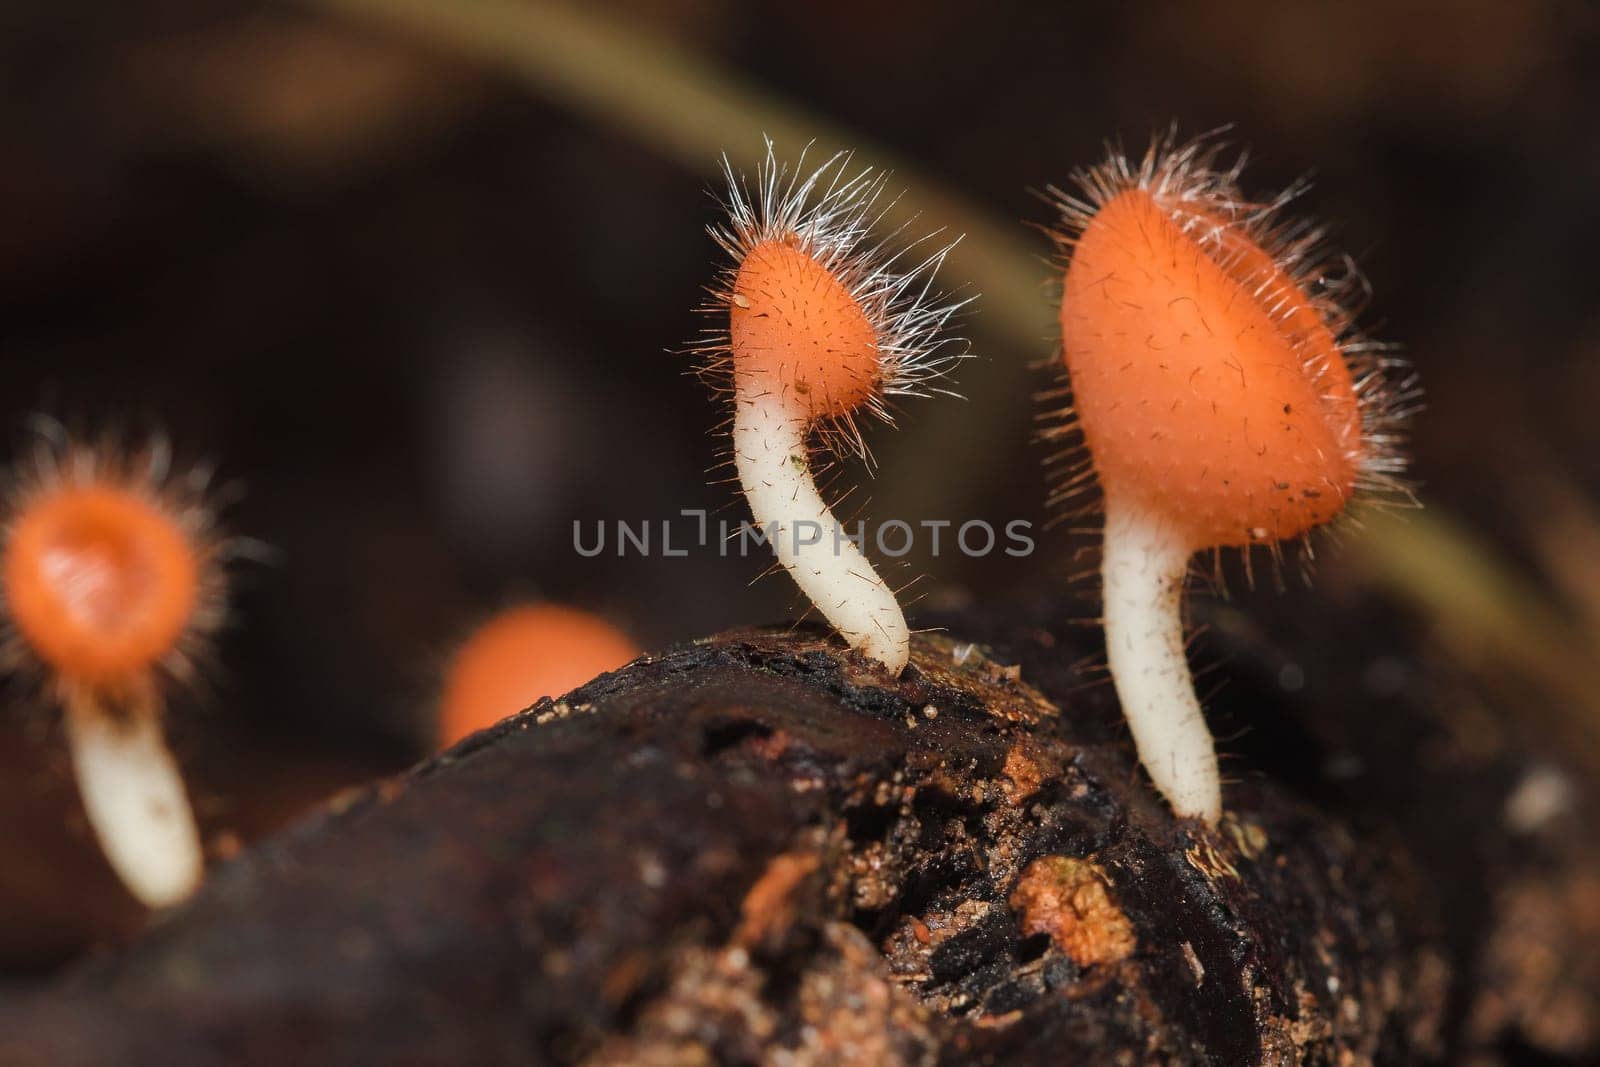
[733,383,908,673]
[63,689,203,909]
[1099,499,1221,822]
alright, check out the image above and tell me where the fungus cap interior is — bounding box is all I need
[2,486,200,687]
[729,239,881,420]
[1061,188,1362,547]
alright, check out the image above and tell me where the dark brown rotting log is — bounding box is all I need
[1182,585,1600,1065]
[0,617,1463,1067]
[18,581,1600,1066]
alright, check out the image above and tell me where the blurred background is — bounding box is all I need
[2,0,1597,981]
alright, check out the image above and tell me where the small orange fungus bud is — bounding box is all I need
[439,604,638,747]
[5,486,201,690]
[729,238,881,420]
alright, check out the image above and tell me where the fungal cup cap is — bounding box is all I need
[439,604,638,745]
[729,238,881,420]
[3,485,200,689]
[1061,187,1363,548]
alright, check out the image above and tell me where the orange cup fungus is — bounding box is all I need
[439,603,638,747]
[695,141,970,674]
[1047,135,1413,821]
[1,435,224,907]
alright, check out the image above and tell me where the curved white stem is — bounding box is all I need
[732,383,909,674]
[63,689,204,908]
[1101,496,1222,822]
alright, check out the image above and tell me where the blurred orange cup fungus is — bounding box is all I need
[438,604,639,747]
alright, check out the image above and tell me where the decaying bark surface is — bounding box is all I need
[0,604,1591,1065]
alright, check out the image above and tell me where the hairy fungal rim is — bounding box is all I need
[689,137,974,461]
[1040,130,1420,578]
[0,429,228,699]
